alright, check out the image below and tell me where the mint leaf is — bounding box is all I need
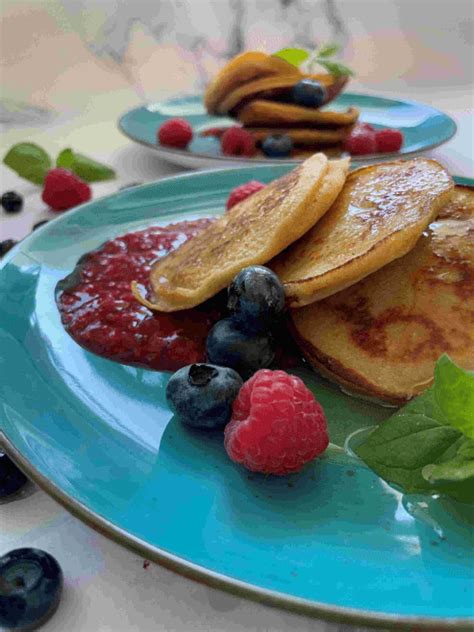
[273,47,309,67]
[316,59,354,77]
[317,43,340,58]
[3,142,52,184]
[434,355,474,439]
[56,149,115,182]
[356,356,474,503]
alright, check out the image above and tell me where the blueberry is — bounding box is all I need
[228,266,285,332]
[32,220,49,231]
[0,548,63,630]
[206,318,275,379]
[261,134,293,158]
[292,79,327,108]
[1,191,23,214]
[0,452,27,498]
[0,239,18,258]
[166,363,243,429]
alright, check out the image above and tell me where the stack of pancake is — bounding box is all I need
[136,154,474,406]
[204,52,359,155]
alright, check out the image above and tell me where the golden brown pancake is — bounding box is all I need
[271,159,454,307]
[205,52,300,114]
[290,184,474,405]
[250,126,352,147]
[133,154,350,312]
[238,101,359,128]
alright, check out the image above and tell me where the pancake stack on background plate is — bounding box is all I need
[141,154,474,405]
[204,51,358,154]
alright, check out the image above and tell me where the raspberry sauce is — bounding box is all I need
[56,219,223,372]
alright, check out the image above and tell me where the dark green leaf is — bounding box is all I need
[317,43,340,58]
[3,142,52,184]
[434,354,474,439]
[273,47,309,67]
[423,438,474,483]
[316,59,354,77]
[56,148,116,182]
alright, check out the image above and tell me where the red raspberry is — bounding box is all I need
[226,180,266,210]
[375,128,404,153]
[42,168,91,212]
[224,369,329,475]
[344,125,377,155]
[221,126,256,157]
[158,118,193,149]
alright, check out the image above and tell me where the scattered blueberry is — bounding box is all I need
[292,79,327,108]
[0,240,18,258]
[32,220,49,231]
[0,452,27,499]
[166,363,243,429]
[1,191,23,214]
[261,134,293,158]
[228,266,285,332]
[206,318,275,379]
[0,548,63,631]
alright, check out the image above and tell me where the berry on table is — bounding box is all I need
[226,181,265,210]
[261,134,293,158]
[166,363,243,429]
[220,127,256,157]
[0,239,18,258]
[224,369,329,475]
[292,79,327,108]
[375,128,404,153]
[157,118,193,149]
[0,548,63,630]
[42,168,91,212]
[343,124,377,155]
[227,266,285,331]
[0,451,27,498]
[1,191,23,214]
[206,317,275,379]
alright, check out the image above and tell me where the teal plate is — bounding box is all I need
[1,168,473,630]
[118,93,457,170]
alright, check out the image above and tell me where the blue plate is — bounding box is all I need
[1,168,473,630]
[118,93,457,170]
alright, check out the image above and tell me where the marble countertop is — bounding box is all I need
[0,85,472,632]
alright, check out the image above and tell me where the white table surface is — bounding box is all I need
[0,89,472,632]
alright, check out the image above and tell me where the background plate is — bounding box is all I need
[0,167,473,631]
[118,93,457,169]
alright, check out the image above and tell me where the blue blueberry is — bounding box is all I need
[166,363,243,429]
[206,318,275,379]
[292,79,327,108]
[0,548,63,630]
[0,240,17,258]
[0,452,27,498]
[227,266,285,332]
[1,191,23,214]
[261,134,293,158]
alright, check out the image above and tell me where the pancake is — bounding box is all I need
[290,185,474,405]
[216,74,348,115]
[271,159,454,307]
[250,126,352,147]
[205,51,300,114]
[133,154,350,312]
[238,101,359,128]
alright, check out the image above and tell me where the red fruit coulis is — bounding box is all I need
[56,219,223,372]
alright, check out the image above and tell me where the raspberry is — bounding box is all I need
[158,118,193,149]
[375,128,403,153]
[226,180,265,210]
[221,126,256,157]
[343,125,377,155]
[224,369,329,475]
[42,168,91,212]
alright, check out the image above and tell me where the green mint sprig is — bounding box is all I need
[273,42,354,77]
[356,355,474,504]
[3,143,116,185]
